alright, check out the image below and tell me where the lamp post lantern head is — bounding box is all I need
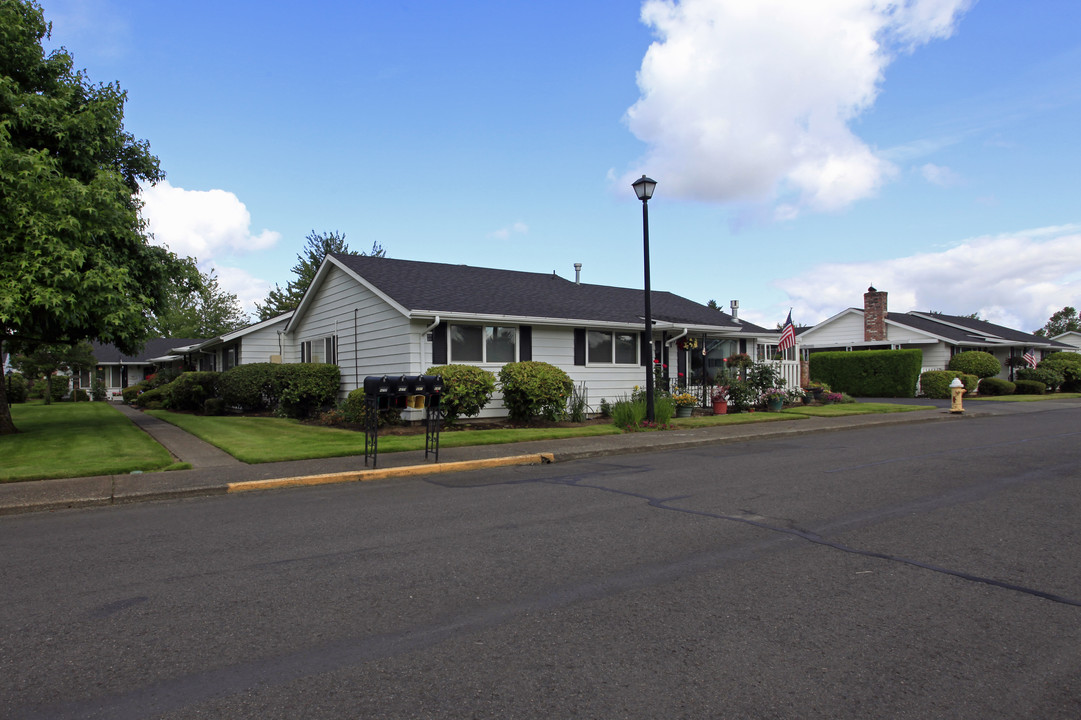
[632,175,657,202]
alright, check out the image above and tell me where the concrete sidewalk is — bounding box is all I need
[3,397,1076,516]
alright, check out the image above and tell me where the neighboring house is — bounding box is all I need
[281,254,771,416]
[1050,331,1081,353]
[799,288,1073,379]
[187,312,294,372]
[86,338,206,398]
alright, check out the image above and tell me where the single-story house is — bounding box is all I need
[186,312,294,372]
[1050,331,1081,353]
[85,338,207,398]
[799,287,1073,380]
[275,253,774,416]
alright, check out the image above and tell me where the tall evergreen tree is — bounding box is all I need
[0,0,195,433]
[254,231,385,321]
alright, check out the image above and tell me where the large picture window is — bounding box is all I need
[587,330,637,365]
[450,325,516,363]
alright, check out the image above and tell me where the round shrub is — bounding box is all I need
[498,361,574,422]
[425,364,495,422]
[947,351,1001,379]
[1039,352,1081,392]
[920,370,973,399]
[134,386,166,408]
[122,381,150,404]
[340,388,401,428]
[203,397,226,415]
[164,372,219,412]
[1013,379,1046,395]
[978,377,1015,396]
[5,373,28,404]
[1017,366,1063,392]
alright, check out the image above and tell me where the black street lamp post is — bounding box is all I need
[632,175,657,422]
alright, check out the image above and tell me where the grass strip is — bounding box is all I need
[147,411,623,464]
[3,402,174,482]
[781,403,937,417]
[970,393,1081,403]
[668,413,801,429]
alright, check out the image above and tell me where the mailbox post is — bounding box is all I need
[362,374,444,468]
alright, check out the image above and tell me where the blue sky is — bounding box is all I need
[39,0,1081,332]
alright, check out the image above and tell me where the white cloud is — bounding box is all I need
[920,162,961,186]
[769,225,1081,333]
[488,221,529,240]
[140,181,281,259]
[209,264,272,318]
[624,0,972,216]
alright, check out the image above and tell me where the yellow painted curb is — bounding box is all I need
[226,453,555,494]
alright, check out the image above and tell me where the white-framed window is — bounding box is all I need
[301,336,337,364]
[757,344,796,362]
[587,330,638,365]
[449,325,516,363]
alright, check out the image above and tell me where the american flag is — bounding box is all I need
[778,311,796,353]
[1023,349,1037,368]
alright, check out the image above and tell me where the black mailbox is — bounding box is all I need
[363,375,391,395]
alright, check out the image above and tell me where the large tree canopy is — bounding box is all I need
[254,231,384,321]
[0,0,193,433]
[1034,306,1079,338]
[150,259,250,338]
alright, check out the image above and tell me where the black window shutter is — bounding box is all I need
[677,343,687,381]
[573,328,586,366]
[519,326,532,361]
[739,338,747,354]
[433,323,448,365]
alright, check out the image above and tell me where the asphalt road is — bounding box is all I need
[2,406,1080,719]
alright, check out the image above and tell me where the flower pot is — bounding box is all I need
[767,397,783,412]
[675,406,693,418]
[711,400,727,415]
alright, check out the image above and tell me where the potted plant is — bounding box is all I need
[762,388,786,412]
[806,380,829,400]
[710,385,728,415]
[671,391,697,418]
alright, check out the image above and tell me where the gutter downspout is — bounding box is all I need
[422,316,441,369]
[665,328,689,347]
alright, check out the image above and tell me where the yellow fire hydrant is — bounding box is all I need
[949,377,965,414]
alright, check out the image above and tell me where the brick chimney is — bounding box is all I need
[864,286,887,341]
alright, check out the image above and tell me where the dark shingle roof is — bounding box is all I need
[330,254,767,332]
[890,312,1070,347]
[90,338,206,364]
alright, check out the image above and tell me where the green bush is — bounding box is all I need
[27,377,68,402]
[5,373,28,403]
[809,349,923,397]
[122,381,150,404]
[1039,352,1081,392]
[91,378,107,402]
[275,364,341,418]
[165,372,220,412]
[425,364,496,422]
[725,379,758,412]
[920,370,970,399]
[978,377,1015,396]
[960,373,978,393]
[340,388,401,428]
[1017,366,1063,392]
[203,397,226,415]
[217,364,280,411]
[134,386,167,408]
[947,351,1001,379]
[498,361,574,422]
[146,367,181,389]
[71,388,90,402]
[1013,379,1046,395]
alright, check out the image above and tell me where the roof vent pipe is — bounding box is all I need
[730,300,740,322]
[574,263,582,285]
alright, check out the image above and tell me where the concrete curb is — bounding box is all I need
[226,454,555,493]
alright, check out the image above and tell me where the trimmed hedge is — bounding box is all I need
[425,364,496,422]
[1017,366,1062,392]
[808,349,923,397]
[217,363,340,418]
[217,363,279,411]
[1013,379,1046,395]
[498,361,574,422]
[165,372,220,412]
[978,377,1015,396]
[920,370,976,399]
[947,351,1001,379]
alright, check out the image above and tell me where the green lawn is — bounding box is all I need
[2,402,176,482]
[970,392,1081,403]
[147,411,624,464]
[781,402,937,417]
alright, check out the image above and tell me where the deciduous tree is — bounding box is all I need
[0,0,193,433]
[1034,306,1079,337]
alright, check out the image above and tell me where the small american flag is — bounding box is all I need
[1023,349,1037,368]
[778,311,796,353]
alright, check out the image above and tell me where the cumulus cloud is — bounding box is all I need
[488,222,529,240]
[624,0,972,216]
[210,264,272,318]
[768,225,1081,332]
[140,181,280,259]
